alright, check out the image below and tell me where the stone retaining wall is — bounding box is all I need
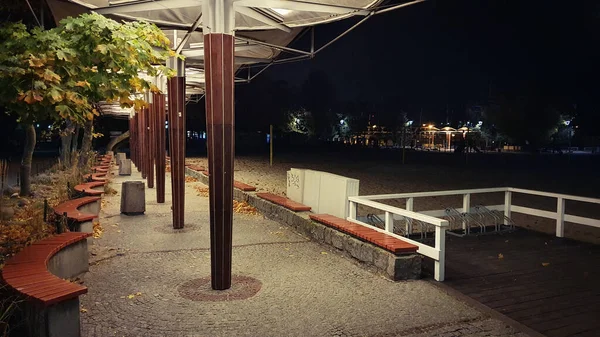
[185,167,421,280]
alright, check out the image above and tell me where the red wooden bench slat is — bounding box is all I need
[53,196,100,222]
[309,214,418,254]
[92,173,108,182]
[234,181,256,192]
[256,193,311,212]
[1,232,90,306]
[187,165,205,172]
[74,181,105,196]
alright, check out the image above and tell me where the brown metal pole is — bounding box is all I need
[132,114,138,169]
[167,61,185,229]
[145,106,154,188]
[204,32,235,290]
[155,93,166,203]
[135,114,141,171]
[147,103,155,188]
[139,109,147,178]
[128,117,134,166]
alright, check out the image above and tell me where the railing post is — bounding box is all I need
[434,223,446,282]
[348,200,356,221]
[385,211,394,233]
[462,193,470,231]
[504,190,512,226]
[406,197,414,234]
[556,197,565,237]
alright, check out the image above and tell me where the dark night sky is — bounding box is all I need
[250,0,600,123]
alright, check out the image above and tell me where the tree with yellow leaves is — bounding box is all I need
[0,23,88,195]
[56,14,174,166]
[0,14,173,195]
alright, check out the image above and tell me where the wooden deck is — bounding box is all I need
[423,229,600,337]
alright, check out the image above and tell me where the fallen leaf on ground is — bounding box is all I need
[135,292,142,296]
[127,294,135,299]
[498,253,504,259]
[194,186,209,197]
[80,308,88,313]
[321,252,328,255]
[185,176,198,183]
[93,221,103,239]
[233,200,259,215]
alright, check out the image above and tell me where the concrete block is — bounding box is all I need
[78,199,100,216]
[120,181,145,215]
[47,298,81,337]
[119,159,132,176]
[331,231,345,250]
[25,298,81,337]
[372,247,389,270]
[47,239,89,279]
[387,254,422,280]
[116,152,126,165]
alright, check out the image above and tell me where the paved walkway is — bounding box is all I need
[81,165,529,337]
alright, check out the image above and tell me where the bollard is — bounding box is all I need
[120,181,145,215]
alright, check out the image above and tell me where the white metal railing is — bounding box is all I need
[347,197,449,281]
[349,187,600,282]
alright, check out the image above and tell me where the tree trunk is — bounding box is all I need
[60,121,74,168]
[70,125,80,167]
[19,124,35,196]
[80,118,93,167]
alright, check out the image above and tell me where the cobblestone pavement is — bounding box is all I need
[81,167,529,337]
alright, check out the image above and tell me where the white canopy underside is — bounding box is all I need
[45,0,419,117]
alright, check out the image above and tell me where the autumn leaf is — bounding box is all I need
[28,55,44,67]
[95,44,108,54]
[48,88,63,103]
[75,80,90,88]
[42,69,61,83]
[127,294,135,299]
[23,91,36,104]
[320,252,328,255]
[80,308,88,313]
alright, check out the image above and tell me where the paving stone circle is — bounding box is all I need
[177,275,262,302]
[153,224,200,233]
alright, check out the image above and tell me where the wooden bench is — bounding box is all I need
[309,214,418,254]
[54,197,101,226]
[74,181,106,196]
[1,232,91,337]
[91,172,108,182]
[187,165,205,172]
[92,166,109,173]
[234,181,256,192]
[257,192,311,212]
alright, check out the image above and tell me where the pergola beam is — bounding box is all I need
[233,0,369,15]
[94,0,201,15]
[235,6,291,33]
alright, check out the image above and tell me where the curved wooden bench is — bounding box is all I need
[1,232,91,337]
[91,173,108,182]
[92,166,109,173]
[257,192,311,212]
[54,196,100,234]
[74,181,105,196]
[234,181,256,192]
[310,214,418,254]
[187,165,205,172]
[54,196,100,223]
